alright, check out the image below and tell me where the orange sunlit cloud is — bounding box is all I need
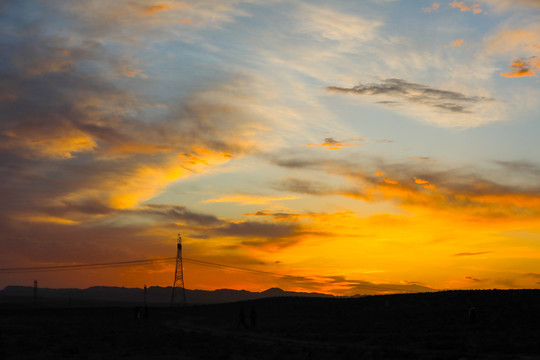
[0,131,97,159]
[143,5,171,14]
[422,3,440,12]
[326,161,540,223]
[500,57,539,78]
[59,147,234,212]
[383,177,398,185]
[375,170,384,176]
[15,215,79,225]
[446,39,464,47]
[449,1,482,13]
[123,68,147,78]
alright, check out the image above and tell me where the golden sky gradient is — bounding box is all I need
[1,0,540,295]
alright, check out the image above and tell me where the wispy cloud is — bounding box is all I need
[449,1,483,14]
[446,39,464,47]
[454,251,492,256]
[245,210,302,221]
[422,3,441,12]
[326,78,499,127]
[306,137,364,150]
[483,0,540,12]
[483,24,540,78]
[298,4,381,43]
[275,274,435,295]
[142,5,171,14]
[270,153,540,220]
[383,177,398,185]
[484,24,540,56]
[274,177,333,196]
[204,194,298,205]
[500,57,539,77]
[327,79,494,114]
[0,0,275,226]
[408,156,432,161]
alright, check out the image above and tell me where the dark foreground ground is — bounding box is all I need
[2,290,540,359]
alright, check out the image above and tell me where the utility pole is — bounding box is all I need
[170,234,187,306]
[33,280,38,304]
[143,284,147,306]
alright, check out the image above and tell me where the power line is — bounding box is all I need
[0,258,176,273]
[183,257,290,278]
[0,256,423,293]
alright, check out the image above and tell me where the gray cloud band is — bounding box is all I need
[327,78,495,114]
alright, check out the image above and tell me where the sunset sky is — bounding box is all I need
[1,0,540,295]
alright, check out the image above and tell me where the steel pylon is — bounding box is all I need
[171,234,187,306]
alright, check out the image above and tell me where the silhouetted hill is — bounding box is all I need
[0,285,332,306]
[2,289,540,359]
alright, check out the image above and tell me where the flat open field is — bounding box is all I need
[2,290,540,359]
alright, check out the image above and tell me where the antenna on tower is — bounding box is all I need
[171,234,187,306]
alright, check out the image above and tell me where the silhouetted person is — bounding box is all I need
[249,306,257,330]
[237,306,247,329]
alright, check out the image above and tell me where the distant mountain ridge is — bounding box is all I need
[0,285,333,306]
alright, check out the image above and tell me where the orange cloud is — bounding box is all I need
[383,177,398,185]
[375,170,384,177]
[422,3,440,12]
[446,39,464,48]
[89,147,233,210]
[0,131,97,159]
[14,215,79,225]
[500,57,539,78]
[180,19,191,23]
[449,1,482,13]
[143,5,170,14]
[414,177,430,184]
[123,68,147,78]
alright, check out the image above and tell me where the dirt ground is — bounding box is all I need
[2,290,540,359]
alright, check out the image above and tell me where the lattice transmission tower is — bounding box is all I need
[170,234,187,306]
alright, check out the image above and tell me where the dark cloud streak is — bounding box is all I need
[327,78,495,114]
[454,251,492,256]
